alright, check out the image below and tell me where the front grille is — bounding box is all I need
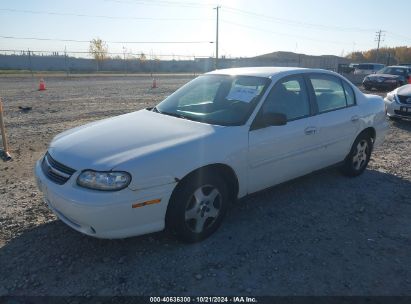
[397,95,411,104]
[394,110,411,116]
[41,152,76,185]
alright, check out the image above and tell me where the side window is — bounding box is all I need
[310,75,347,113]
[261,76,310,121]
[342,81,356,106]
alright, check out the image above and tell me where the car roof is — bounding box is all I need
[206,67,334,78]
[357,63,384,66]
[385,65,409,69]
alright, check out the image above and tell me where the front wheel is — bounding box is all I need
[166,173,229,243]
[340,133,373,177]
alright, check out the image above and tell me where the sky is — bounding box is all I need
[1,0,411,59]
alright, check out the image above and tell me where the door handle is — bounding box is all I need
[304,127,317,135]
[351,115,360,122]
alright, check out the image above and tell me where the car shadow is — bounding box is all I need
[1,169,411,296]
[391,118,411,131]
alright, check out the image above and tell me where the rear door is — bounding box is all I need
[307,74,360,167]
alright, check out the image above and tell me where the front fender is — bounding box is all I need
[116,126,250,197]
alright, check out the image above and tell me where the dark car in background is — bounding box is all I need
[362,66,411,91]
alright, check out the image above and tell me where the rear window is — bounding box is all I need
[357,64,372,70]
[310,75,347,113]
[342,81,356,106]
[357,64,384,70]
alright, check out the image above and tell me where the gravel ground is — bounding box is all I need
[0,75,410,296]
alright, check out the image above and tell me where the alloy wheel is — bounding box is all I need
[352,140,369,170]
[184,185,222,233]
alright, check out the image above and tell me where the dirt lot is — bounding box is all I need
[0,75,410,296]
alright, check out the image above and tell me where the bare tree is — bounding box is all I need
[139,52,147,72]
[139,52,147,61]
[89,38,108,71]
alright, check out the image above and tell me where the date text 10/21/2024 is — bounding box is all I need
[149,297,258,303]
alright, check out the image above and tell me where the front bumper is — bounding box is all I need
[363,80,398,91]
[35,159,176,239]
[384,97,411,119]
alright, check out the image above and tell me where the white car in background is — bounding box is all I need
[35,67,388,243]
[354,63,385,75]
[384,84,411,120]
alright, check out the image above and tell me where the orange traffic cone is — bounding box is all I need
[151,78,157,89]
[38,78,46,91]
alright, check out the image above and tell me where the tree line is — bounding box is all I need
[347,46,411,64]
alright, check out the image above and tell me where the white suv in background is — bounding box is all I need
[354,63,385,75]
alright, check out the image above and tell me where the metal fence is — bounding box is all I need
[0,49,351,75]
[0,49,214,75]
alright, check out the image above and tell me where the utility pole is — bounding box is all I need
[375,30,385,63]
[64,46,69,77]
[150,49,153,77]
[214,6,220,70]
[28,48,33,78]
[387,52,391,66]
[123,46,127,75]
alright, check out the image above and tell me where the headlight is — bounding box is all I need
[77,170,131,191]
[386,92,396,102]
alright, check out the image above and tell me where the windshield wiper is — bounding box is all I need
[153,107,200,122]
[161,111,191,120]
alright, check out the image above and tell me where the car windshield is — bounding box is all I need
[377,67,406,76]
[155,74,270,126]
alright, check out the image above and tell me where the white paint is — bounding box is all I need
[384,84,411,119]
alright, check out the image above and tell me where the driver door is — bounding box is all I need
[247,75,322,194]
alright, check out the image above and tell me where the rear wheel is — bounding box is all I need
[166,173,229,243]
[341,133,373,177]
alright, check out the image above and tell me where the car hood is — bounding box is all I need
[369,74,400,79]
[396,84,411,96]
[48,109,220,171]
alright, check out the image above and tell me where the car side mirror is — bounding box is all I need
[263,112,287,126]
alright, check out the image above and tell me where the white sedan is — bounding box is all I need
[384,84,411,120]
[35,67,388,242]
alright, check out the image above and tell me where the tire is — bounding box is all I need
[340,133,373,177]
[166,172,229,243]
